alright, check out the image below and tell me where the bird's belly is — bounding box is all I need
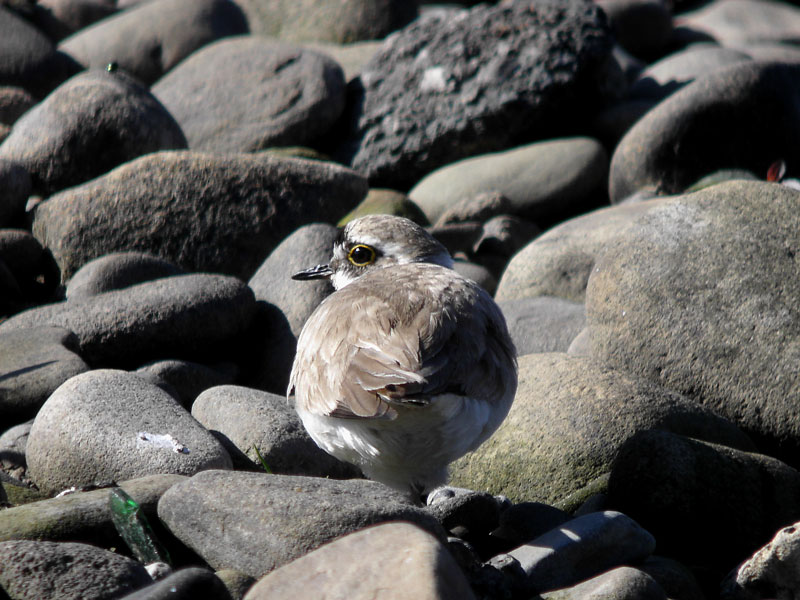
[297,393,496,492]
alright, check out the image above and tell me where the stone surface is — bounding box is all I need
[541,566,667,600]
[0,69,187,197]
[0,274,256,368]
[59,0,248,86]
[586,181,800,467]
[609,61,800,201]
[338,188,429,226]
[302,40,383,82]
[0,539,152,600]
[596,0,673,59]
[0,326,89,424]
[607,430,800,588]
[449,352,754,504]
[0,229,59,306]
[65,252,185,300]
[158,470,443,577]
[26,369,232,496]
[0,474,184,545]
[0,160,31,226]
[408,138,609,226]
[243,522,475,600]
[32,151,367,281]
[118,567,233,600]
[679,0,800,46]
[153,37,346,153]
[136,360,238,409]
[501,511,655,595]
[191,385,359,478]
[33,0,118,41]
[0,87,36,125]
[337,0,615,189]
[498,297,586,356]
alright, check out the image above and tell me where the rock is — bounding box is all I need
[0,474,184,546]
[337,0,615,189]
[449,352,754,504]
[595,0,673,60]
[242,522,475,600]
[26,369,232,496]
[248,223,336,337]
[0,539,152,599]
[135,360,238,408]
[215,569,255,600]
[1,274,256,368]
[679,0,800,46]
[586,181,800,466]
[0,69,187,197]
[232,0,417,43]
[33,0,118,41]
[497,297,586,356]
[59,0,248,86]
[65,252,186,300]
[722,521,800,600]
[0,228,58,306]
[152,38,346,153]
[191,385,359,478]
[629,45,752,101]
[541,566,667,600]
[639,556,705,600]
[157,470,444,577]
[497,511,655,595]
[338,188,429,226]
[609,61,800,201]
[0,326,89,424]
[0,87,36,125]
[490,501,571,552]
[0,420,30,476]
[590,97,655,150]
[425,487,501,538]
[118,567,232,600]
[607,430,800,590]
[434,191,513,227]
[0,6,80,97]
[452,260,497,295]
[32,151,367,281]
[408,138,608,226]
[302,40,383,82]
[0,159,30,226]
[495,197,667,303]
[240,302,296,395]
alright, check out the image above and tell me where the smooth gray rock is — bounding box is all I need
[609,61,800,201]
[0,420,30,475]
[191,385,359,478]
[26,370,232,495]
[119,567,232,600]
[0,6,80,97]
[233,0,417,43]
[595,0,673,59]
[408,138,609,226]
[498,297,586,356]
[608,430,800,588]
[639,556,705,600]
[425,487,500,537]
[0,473,184,545]
[490,501,571,552]
[59,0,248,85]
[153,37,346,153]
[337,0,615,189]
[136,360,238,408]
[33,0,119,41]
[248,223,336,337]
[302,40,383,82]
[541,566,667,600]
[157,470,444,577]
[66,252,185,300]
[680,0,800,46]
[32,151,367,281]
[0,326,89,424]
[0,539,152,600]
[0,229,58,305]
[242,522,475,600]
[338,187,430,226]
[0,87,36,125]
[449,352,754,504]
[499,511,655,595]
[0,69,187,197]
[586,181,800,466]
[0,160,31,227]
[0,274,256,368]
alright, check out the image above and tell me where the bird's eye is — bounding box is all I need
[348,244,376,266]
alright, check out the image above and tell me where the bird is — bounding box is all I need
[287,214,517,498]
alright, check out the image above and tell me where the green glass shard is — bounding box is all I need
[109,487,171,565]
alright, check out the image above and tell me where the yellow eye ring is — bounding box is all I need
[348,244,376,266]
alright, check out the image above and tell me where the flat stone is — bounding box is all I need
[59,0,248,85]
[136,360,238,409]
[497,297,586,356]
[679,0,800,46]
[118,567,232,600]
[26,369,232,495]
[157,470,443,577]
[153,37,345,153]
[243,522,475,600]
[541,566,667,600]
[66,252,185,300]
[0,69,187,197]
[32,0,119,41]
[31,151,367,281]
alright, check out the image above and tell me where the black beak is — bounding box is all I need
[292,263,333,281]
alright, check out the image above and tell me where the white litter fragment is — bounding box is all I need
[137,431,190,454]
[55,486,78,498]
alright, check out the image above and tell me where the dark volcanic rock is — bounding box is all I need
[336,0,616,189]
[0,69,187,197]
[31,151,367,281]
